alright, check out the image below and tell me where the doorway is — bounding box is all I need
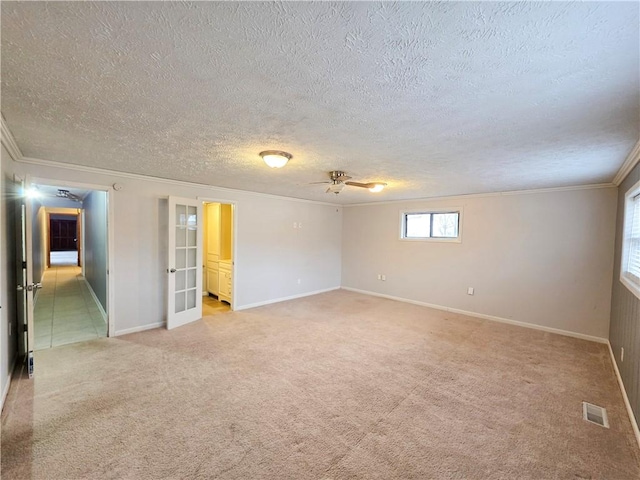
[48,212,80,266]
[28,183,110,350]
[202,202,233,317]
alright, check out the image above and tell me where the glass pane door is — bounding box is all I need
[167,197,203,329]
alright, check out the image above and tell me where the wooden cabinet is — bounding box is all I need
[218,261,232,304]
[206,262,219,296]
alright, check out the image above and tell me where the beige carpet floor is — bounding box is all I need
[2,290,639,479]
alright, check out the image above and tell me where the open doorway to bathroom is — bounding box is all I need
[202,202,233,317]
[29,183,110,350]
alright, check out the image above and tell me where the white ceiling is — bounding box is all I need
[1,2,638,205]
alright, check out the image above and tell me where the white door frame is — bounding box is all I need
[198,197,237,311]
[16,174,35,375]
[28,177,116,337]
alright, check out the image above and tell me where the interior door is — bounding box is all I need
[15,179,35,377]
[167,197,203,329]
[50,217,77,250]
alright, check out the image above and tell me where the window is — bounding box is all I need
[401,209,461,241]
[621,179,640,300]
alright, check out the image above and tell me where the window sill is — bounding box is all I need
[399,237,462,243]
[620,274,640,302]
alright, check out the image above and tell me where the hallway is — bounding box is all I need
[34,266,107,350]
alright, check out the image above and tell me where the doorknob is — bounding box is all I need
[17,285,24,291]
[168,268,176,273]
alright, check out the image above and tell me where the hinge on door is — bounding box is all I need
[22,323,28,333]
[22,261,27,269]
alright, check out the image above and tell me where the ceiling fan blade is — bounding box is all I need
[345,181,387,192]
[308,181,332,185]
[345,181,369,189]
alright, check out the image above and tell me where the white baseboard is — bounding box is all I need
[1,357,17,413]
[341,287,608,344]
[235,287,341,311]
[114,322,164,336]
[81,277,107,323]
[607,341,640,450]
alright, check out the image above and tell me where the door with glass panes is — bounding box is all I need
[167,197,203,329]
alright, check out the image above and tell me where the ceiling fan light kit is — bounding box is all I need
[260,150,292,168]
[326,183,345,194]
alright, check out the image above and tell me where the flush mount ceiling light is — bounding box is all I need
[260,150,292,168]
[24,186,41,199]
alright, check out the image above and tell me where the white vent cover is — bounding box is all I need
[583,402,609,428]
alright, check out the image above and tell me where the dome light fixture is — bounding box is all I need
[260,150,292,168]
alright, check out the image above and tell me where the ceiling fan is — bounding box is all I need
[27,185,83,203]
[312,171,387,195]
[55,189,83,202]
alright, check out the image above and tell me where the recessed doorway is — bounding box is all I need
[202,202,233,317]
[49,212,80,266]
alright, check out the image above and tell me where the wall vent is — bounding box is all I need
[582,402,609,428]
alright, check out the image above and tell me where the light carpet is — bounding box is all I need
[2,290,639,479]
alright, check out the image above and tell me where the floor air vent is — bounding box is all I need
[582,402,609,428]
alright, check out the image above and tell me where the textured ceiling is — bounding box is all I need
[1,1,639,204]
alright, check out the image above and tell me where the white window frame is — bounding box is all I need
[620,178,640,300]
[399,207,463,243]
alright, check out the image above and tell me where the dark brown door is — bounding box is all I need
[50,218,78,251]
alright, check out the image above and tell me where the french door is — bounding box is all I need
[167,197,203,329]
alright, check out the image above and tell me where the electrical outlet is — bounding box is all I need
[467,287,474,295]
[381,275,386,281]
[298,222,302,229]
[297,278,301,285]
[293,222,298,229]
[621,347,624,362]
[377,274,382,280]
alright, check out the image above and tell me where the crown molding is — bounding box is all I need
[612,138,640,186]
[19,152,616,209]
[17,155,341,207]
[4,114,629,207]
[0,116,23,161]
[2,110,338,207]
[343,182,616,207]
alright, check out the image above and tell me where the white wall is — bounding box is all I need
[83,190,108,311]
[342,187,617,340]
[13,159,342,334]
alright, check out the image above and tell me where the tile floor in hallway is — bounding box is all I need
[34,266,107,350]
